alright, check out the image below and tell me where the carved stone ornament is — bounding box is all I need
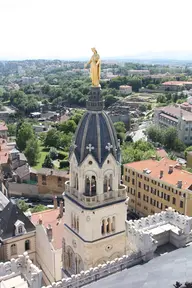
[86,216,91,222]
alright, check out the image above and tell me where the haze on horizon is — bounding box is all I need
[1,0,192,61]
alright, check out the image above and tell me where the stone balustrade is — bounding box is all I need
[65,181,127,207]
[0,252,42,288]
[126,207,192,261]
[43,251,141,288]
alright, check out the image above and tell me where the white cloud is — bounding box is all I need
[0,0,192,59]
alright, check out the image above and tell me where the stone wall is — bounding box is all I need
[43,252,141,288]
[0,252,42,288]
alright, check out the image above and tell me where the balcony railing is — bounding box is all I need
[64,181,127,208]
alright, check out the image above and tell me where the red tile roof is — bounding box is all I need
[156,148,168,158]
[0,123,8,131]
[162,81,192,86]
[31,208,64,250]
[124,158,192,190]
[0,140,15,164]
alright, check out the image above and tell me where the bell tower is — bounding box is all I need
[62,53,127,276]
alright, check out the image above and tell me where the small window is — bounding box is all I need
[18,225,23,234]
[25,240,30,251]
[138,192,141,199]
[89,161,93,165]
[180,201,183,208]
[172,197,176,205]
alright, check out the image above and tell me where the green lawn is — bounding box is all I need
[32,146,68,171]
[32,149,48,170]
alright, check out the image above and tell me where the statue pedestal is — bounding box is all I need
[86,86,105,111]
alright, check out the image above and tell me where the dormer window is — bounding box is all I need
[14,220,26,236]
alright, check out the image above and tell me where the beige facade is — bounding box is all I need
[63,153,127,275]
[154,105,192,144]
[31,208,64,285]
[3,231,36,263]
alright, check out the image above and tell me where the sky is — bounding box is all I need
[0,0,192,60]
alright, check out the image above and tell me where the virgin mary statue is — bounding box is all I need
[84,48,101,87]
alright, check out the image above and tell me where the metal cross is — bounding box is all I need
[86,144,94,153]
[105,143,113,152]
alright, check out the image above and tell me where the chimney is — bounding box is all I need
[168,165,173,174]
[177,180,182,189]
[53,196,57,209]
[38,215,42,225]
[60,200,64,217]
[46,224,53,242]
[160,170,164,178]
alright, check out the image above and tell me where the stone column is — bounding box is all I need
[104,219,107,234]
[108,218,112,233]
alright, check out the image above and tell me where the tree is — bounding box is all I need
[42,154,53,168]
[184,146,192,158]
[44,128,61,148]
[139,104,147,112]
[146,125,163,144]
[58,119,77,134]
[31,204,47,213]
[164,127,178,150]
[49,147,58,160]
[16,122,35,151]
[17,200,29,212]
[114,122,126,134]
[7,124,16,136]
[24,138,40,166]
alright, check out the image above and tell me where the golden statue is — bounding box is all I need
[84,48,101,87]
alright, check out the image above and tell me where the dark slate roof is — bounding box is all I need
[70,111,121,166]
[86,244,192,288]
[0,200,35,239]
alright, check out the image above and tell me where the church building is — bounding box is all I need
[62,85,128,275]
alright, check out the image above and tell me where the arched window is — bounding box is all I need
[75,173,78,190]
[91,176,96,195]
[10,244,17,256]
[103,176,108,193]
[101,219,105,235]
[85,177,91,196]
[112,216,116,232]
[67,250,71,268]
[76,217,79,233]
[25,240,30,251]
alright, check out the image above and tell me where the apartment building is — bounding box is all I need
[123,158,192,217]
[154,105,192,144]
